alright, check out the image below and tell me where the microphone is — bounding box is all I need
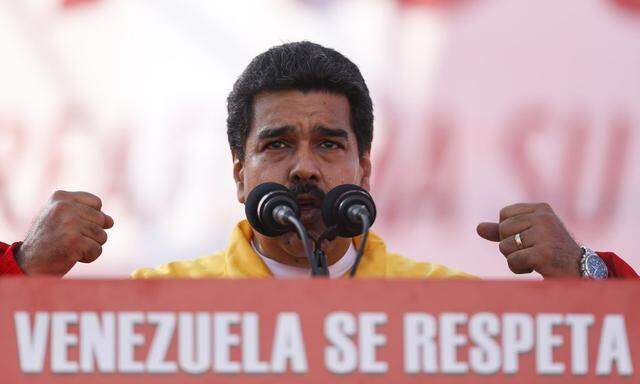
[245,182,323,276]
[322,184,376,237]
[321,184,376,277]
[245,182,300,237]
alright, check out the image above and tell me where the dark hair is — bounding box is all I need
[227,41,373,160]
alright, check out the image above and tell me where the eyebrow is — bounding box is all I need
[257,125,349,140]
[257,126,295,140]
[313,126,349,139]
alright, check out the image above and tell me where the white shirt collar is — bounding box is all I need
[250,239,356,278]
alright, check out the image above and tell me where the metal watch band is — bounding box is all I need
[579,246,608,280]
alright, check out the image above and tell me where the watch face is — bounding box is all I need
[587,255,608,280]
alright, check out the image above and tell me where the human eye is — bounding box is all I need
[319,140,342,150]
[265,140,288,150]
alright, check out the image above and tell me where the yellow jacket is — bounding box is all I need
[131,220,475,279]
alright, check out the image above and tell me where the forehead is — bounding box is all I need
[252,90,351,131]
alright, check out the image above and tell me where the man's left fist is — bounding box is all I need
[477,203,582,278]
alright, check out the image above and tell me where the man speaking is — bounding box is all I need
[0,42,636,279]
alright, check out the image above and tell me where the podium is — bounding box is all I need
[1,278,637,382]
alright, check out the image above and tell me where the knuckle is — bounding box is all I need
[59,215,75,227]
[527,225,541,239]
[501,217,521,236]
[64,251,81,265]
[507,256,530,274]
[83,193,102,209]
[538,211,557,225]
[92,195,103,209]
[83,223,103,243]
[65,233,82,248]
[95,212,107,227]
[84,243,102,262]
[88,223,99,235]
[532,211,548,222]
[91,242,102,256]
[537,202,552,212]
[51,190,68,201]
[95,228,108,245]
[507,257,522,273]
[50,200,74,217]
[498,223,508,239]
[80,243,90,257]
[499,241,510,256]
[63,252,78,266]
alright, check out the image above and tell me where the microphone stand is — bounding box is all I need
[312,249,329,276]
[310,219,372,278]
[310,227,337,277]
[272,206,325,276]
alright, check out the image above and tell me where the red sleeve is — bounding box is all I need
[0,242,25,275]
[597,251,638,279]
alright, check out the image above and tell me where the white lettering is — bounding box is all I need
[469,312,500,374]
[146,312,177,373]
[271,312,307,373]
[15,312,49,373]
[536,314,564,374]
[596,315,633,375]
[118,312,145,373]
[242,312,270,373]
[178,312,210,374]
[325,312,357,374]
[403,313,437,373]
[502,313,533,374]
[440,313,468,374]
[51,312,79,373]
[214,312,241,373]
[359,312,387,373]
[79,312,115,373]
[565,314,593,375]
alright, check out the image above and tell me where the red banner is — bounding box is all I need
[0,278,637,382]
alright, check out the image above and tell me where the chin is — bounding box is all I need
[299,209,324,237]
[280,224,323,257]
[303,223,325,242]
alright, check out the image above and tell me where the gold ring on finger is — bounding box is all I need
[514,233,524,250]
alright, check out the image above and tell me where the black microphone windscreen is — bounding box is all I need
[322,184,376,237]
[245,182,298,237]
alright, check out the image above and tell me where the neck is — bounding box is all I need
[253,232,351,268]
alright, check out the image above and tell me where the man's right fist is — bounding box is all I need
[15,190,114,275]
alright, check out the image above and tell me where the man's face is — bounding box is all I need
[234,89,371,242]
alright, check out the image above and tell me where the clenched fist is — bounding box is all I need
[477,203,582,278]
[15,190,114,275]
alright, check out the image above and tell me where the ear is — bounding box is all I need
[232,153,246,203]
[359,151,372,191]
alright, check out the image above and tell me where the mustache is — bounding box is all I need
[289,182,326,200]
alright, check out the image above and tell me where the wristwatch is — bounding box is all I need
[579,246,608,280]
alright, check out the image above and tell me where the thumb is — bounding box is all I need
[476,222,500,242]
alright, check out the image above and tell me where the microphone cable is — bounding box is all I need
[271,204,322,276]
[349,208,371,278]
[284,214,320,276]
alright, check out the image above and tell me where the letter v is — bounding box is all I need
[14,312,49,373]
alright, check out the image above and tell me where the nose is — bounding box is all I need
[289,145,320,184]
